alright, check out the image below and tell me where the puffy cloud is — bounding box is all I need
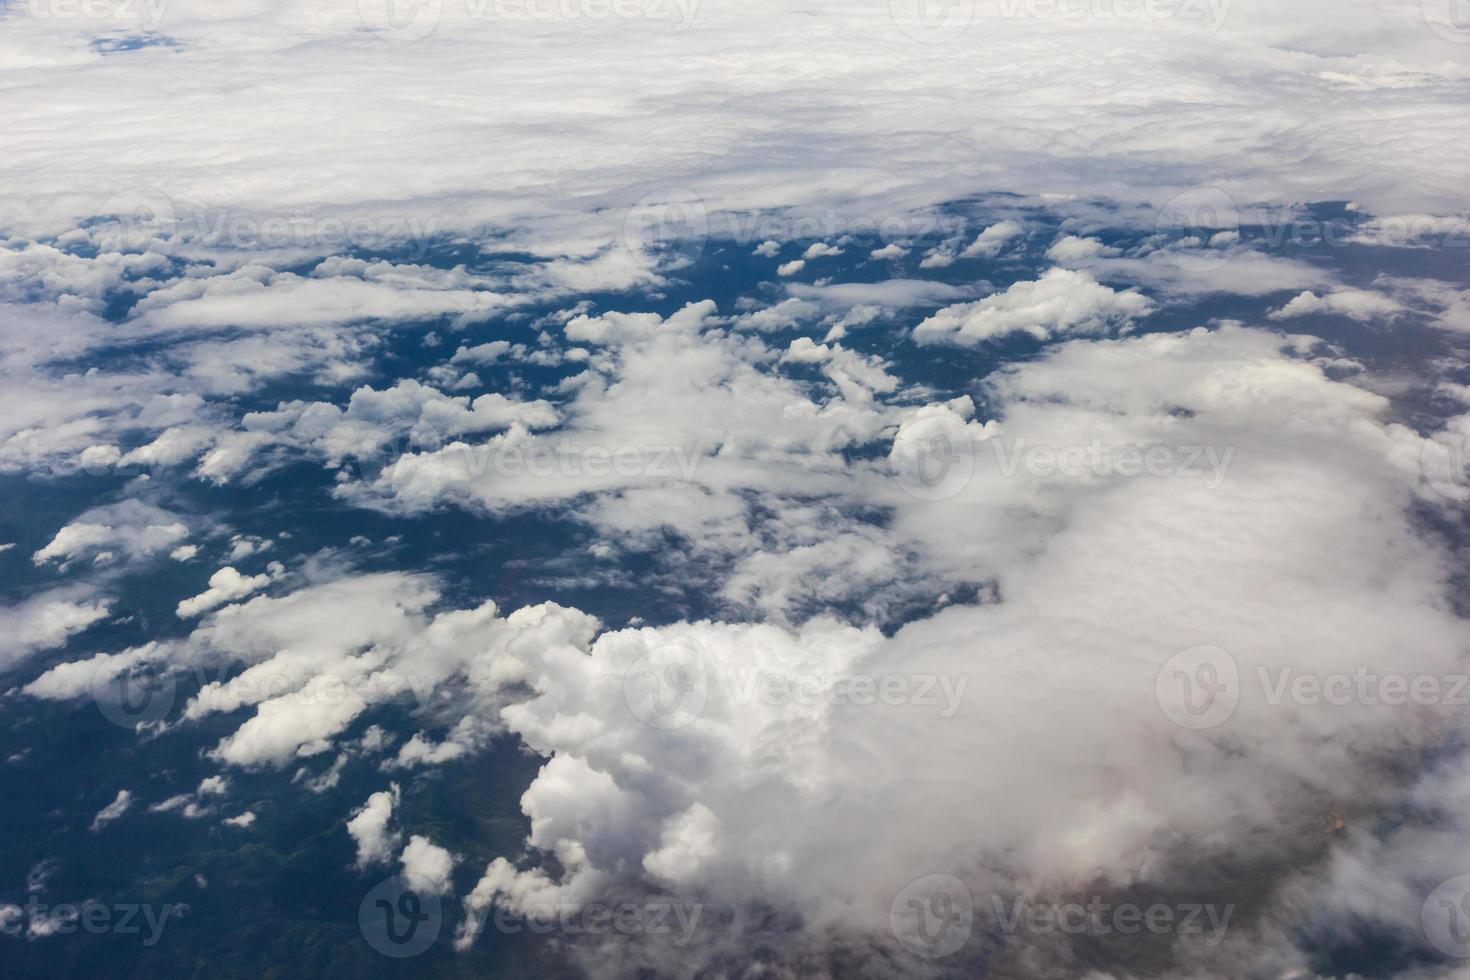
[443,324,1466,975]
[960,219,1024,258]
[230,379,559,478]
[3,3,1469,974]
[22,643,161,701]
[176,566,274,618]
[801,242,843,260]
[33,501,189,568]
[161,572,600,768]
[450,340,513,365]
[786,278,973,312]
[728,297,820,332]
[1044,234,1116,261]
[149,776,232,820]
[0,588,111,671]
[913,268,1154,345]
[129,266,510,331]
[399,835,456,895]
[1269,288,1406,321]
[89,790,132,832]
[20,316,1467,975]
[347,785,401,868]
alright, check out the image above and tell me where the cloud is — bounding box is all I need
[1044,234,1116,262]
[728,297,820,332]
[89,789,132,832]
[3,3,1470,975]
[20,311,1452,973]
[960,219,1024,258]
[913,268,1154,345]
[399,835,456,895]
[176,566,274,618]
[21,644,161,701]
[0,588,111,671]
[347,785,401,868]
[130,266,511,331]
[450,340,513,365]
[33,501,189,568]
[437,323,1465,976]
[1269,288,1406,321]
